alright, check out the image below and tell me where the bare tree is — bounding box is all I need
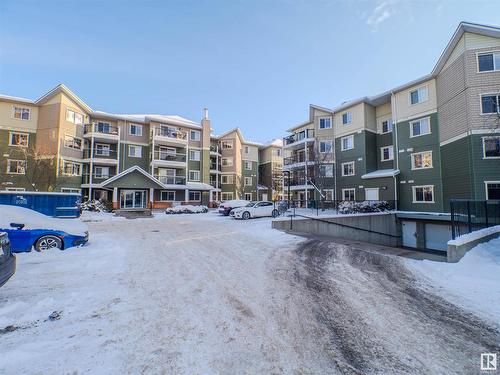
[20,148,66,191]
[312,140,335,209]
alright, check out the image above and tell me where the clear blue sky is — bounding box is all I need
[1,0,499,142]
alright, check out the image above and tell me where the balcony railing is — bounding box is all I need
[153,127,187,140]
[83,148,118,159]
[84,123,119,136]
[210,145,220,153]
[210,163,221,171]
[152,151,186,163]
[284,177,316,187]
[154,175,186,185]
[283,129,314,146]
[284,152,315,165]
[82,173,116,184]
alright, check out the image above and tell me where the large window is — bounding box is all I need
[66,109,84,125]
[319,117,332,129]
[189,150,201,161]
[189,191,201,201]
[341,161,355,176]
[244,146,249,154]
[382,120,393,133]
[319,140,332,153]
[412,185,434,203]
[409,86,428,105]
[483,137,500,158]
[244,161,252,170]
[411,151,433,170]
[221,175,234,184]
[381,146,394,161]
[13,106,30,120]
[9,132,29,147]
[221,157,233,167]
[160,191,176,201]
[342,188,355,201]
[244,177,252,186]
[410,117,431,137]
[221,192,233,201]
[62,161,82,176]
[64,135,82,150]
[244,193,252,201]
[128,145,142,158]
[319,164,334,177]
[95,144,111,156]
[190,130,201,141]
[341,135,354,151]
[221,140,233,149]
[94,166,110,178]
[7,159,26,174]
[61,188,81,194]
[129,124,143,136]
[342,112,352,125]
[481,94,499,114]
[478,52,500,72]
[189,170,200,181]
[485,182,500,200]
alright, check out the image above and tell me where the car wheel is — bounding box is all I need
[242,211,251,220]
[272,209,279,218]
[35,235,62,252]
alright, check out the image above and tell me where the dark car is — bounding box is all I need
[218,200,249,216]
[0,232,16,287]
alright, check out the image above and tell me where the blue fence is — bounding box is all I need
[0,192,82,218]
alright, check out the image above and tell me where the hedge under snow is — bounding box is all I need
[165,205,208,214]
[338,200,391,214]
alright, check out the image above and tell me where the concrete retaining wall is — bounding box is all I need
[447,226,500,262]
[272,213,401,247]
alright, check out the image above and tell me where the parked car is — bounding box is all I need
[218,200,249,216]
[0,232,15,287]
[231,201,279,220]
[0,205,89,253]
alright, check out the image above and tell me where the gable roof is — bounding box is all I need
[100,166,165,189]
[35,84,93,113]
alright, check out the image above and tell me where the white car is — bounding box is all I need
[218,199,249,216]
[231,201,279,220]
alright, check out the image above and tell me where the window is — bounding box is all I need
[221,175,234,184]
[66,109,84,124]
[13,106,30,120]
[64,135,82,150]
[244,146,249,154]
[341,135,354,151]
[160,191,176,201]
[319,140,333,153]
[96,122,110,133]
[323,189,334,201]
[61,188,81,194]
[129,124,143,136]
[221,157,233,167]
[190,130,201,141]
[189,191,201,201]
[9,132,29,147]
[481,94,499,114]
[95,144,111,156]
[221,192,233,201]
[319,117,332,129]
[62,161,82,176]
[485,182,500,200]
[483,137,500,158]
[128,145,142,158]
[244,161,252,170]
[5,187,25,191]
[244,193,252,201]
[189,150,201,161]
[381,146,394,161]
[7,159,26,174]
[276,149,282,156]
[413,185,434,203]
[410,117,431,137]
[341,162,355,176]
[478,52,500,72]
[410,86,428,105]
[189,170,200,181]
[244,177,252,186]
[94,166,110,178]
[411,151,433,170]
[319,164,334,177]
[382,120,393,133]
[342,112,352,125]
[342,188,355,201]
[221,140,233,149]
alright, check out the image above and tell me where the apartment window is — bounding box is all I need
[189,191,201,201]
[62,161,82,176]
[244,193,252,201]
[382,120,393,133]
[95,144,111,156]
[411,151,433,170]
[341,135,354,151]
[5,187,26,191]
[319,117,332,129]
[342,112,352,125]
[244,146,249,154]
[66,109,84,125]
[478,52,500,72]
[483,137,500,158]
[61,188,81,194]
[381,146,394,161]
[129,124,143,136]
[244,177,252,186]
[342,188,355,201]
[413,185,434,203]
[410,86,428,105]
[481,94,499,114]
[128,145,142,158]
[319,140,333,153]
[96,122,110,133]
[160,191,175,201]
[64,135,82,150]
[319,164,334,177]
[7,159,26,174]
[341,162,355,176]
[189,150,201,161]
[324,189,334,201]
[221,157,233,167]
[485,182,500,200]
[189,170,200,181]
[221,192,233,201]
[94,166,110,179]
[221,140,233,149]
[190,130,201,141]
[221,175,234,184]
[13,106,30,120]
[276,149,282,156]
[410,117,431,137]
[244,161,252,170]
[9,132,29,147]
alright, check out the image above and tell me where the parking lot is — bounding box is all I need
[1,211,499,374]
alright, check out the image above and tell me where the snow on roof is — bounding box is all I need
[92,112,201,128]
[257,184,268,190]
[186,182,213,191]
[0,94,35,104]
[361,169,400,179]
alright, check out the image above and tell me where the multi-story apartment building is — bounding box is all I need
[283,22,500,212]
[257,139,284,201]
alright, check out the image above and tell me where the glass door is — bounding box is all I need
[120,190,146,209]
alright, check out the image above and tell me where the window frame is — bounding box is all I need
[160,190,176,201]
[189,191,201,201]
[482,136,500,159]
[244,176,252,186]
[319,117,332,129]
[221,192,233,201]
[342,188,356,201]
[341,161,355,176]
[189,149,201,161]
[128,145,142,158]
[411,150,433,170]
[409,117,431,138]
[380,145,394,161]
[319,140,333,154]
[12,106,31,121]
[129,123,143,136]
[381,119,393,134]
[484,181,500,200]
[221,157,233,167]
[221,140,233,149]
[62,161,82,176]
[477,51,500,73]
[61,188,81,194]
[189,170,200,182]
[64,134,83,150]
[244,193,252,201]
[341,135,354,151]
[190,130,201,141]
[342,112,352,125]
[480,93,500,115]
[412,185,435,203]
[9,131,29,147]
[95,143,111,156]
[221,175,234,184]
[409,85,429,106]
[6,159,26,174]
[94,166,110,179]
[244,161,252,170]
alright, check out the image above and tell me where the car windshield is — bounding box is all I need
[245,201,258,207]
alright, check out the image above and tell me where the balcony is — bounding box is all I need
[283,129,315,149]
[152,127,187,146]
[82,172,117,185]
[210,162,221,173]
[84,123,120,142]
[154,175,186,186]
[82,148,118,165]
[210,145,221,155]
[283,176,316,190]
[283,152,315,170]
[151,151,187,168]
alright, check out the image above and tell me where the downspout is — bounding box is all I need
[304,140,308,208]
[89,124,94,201]
[391,90,399,211]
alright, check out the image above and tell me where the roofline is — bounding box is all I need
[100,165,165,188]
[286,120,313,133]
[35,84,93,113]
[0,94,35,105]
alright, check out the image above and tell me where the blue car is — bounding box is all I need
[0,205,88,253]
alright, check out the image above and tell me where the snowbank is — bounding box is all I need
[165,205,208,214]
[448,225,500,246]
[220,200,248,208]
[407,237,500,325]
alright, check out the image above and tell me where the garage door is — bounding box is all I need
[425,223,451,251]
[402,221,417,248]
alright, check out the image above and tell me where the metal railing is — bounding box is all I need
[153,127,187,140]
[283,129,315,146]
[284,153,315,166]
[84,123,119,136]
[82,173,116,183]
[278,199,395,213]
[210,145,220,153]
[284,177,316,187]
[152,151,186,162]
[154,175,186,185]
[450,199,500,239]
[210,163,221,171]
[83,148,118,159]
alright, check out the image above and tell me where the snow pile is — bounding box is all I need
[0,205,88,236]
[220,199,248,208]
[80,199,112,212]
[338,200,391,214]
[165,205,208,214]
[448,225,500,246]
[407,237,500,325]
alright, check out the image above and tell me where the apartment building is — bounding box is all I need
[0,86,275,208]
[257,139,284,201]
[283,22,500,212]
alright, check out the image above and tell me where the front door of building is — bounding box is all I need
[120,190,146,209]
[365,188,380,201]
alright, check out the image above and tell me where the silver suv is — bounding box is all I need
[0,232,16,287]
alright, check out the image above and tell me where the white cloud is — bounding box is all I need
[366,0,397,31]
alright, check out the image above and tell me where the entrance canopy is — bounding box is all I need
[101,166,165,189]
